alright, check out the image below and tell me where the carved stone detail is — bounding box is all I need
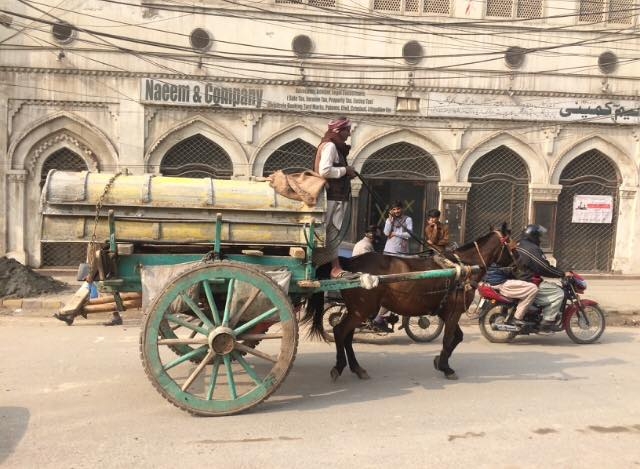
[7,171,28,183]
[529,184,563,201]
[439,183,471,200]
[446,121,466,151]
[543,126,562,155]
[144,108,158,141]
[242,112,263,144]
[619,187,637,199]
[27,133,99,173]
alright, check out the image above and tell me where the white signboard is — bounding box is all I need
[572,194,613,223]
[140,79,395,114]
[427,93,640,125]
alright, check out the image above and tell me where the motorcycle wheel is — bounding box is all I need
[478,304,517,343]
[565,304,606,344]
[322,303,346,342]
[402,315,444,343]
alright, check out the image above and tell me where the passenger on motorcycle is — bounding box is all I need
[513,224,573,326]
[484,263,538,328]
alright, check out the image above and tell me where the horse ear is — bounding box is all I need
[488,224,495,232]
[500,222,508,236]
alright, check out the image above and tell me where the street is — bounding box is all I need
[1,316,639,468]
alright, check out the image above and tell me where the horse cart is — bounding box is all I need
[42,171,480,416]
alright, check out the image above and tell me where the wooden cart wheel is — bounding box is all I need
[140,262,297,416]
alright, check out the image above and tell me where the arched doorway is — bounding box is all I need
[160,134,232,178]
[555,150,620,272]
[465,145,529,242]
[359,142,440,251]
[40,148,90,267]
[262,139,316,176]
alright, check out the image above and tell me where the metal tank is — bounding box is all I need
[40,171,326,247]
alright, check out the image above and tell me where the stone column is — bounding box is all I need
[349,180,363,241]
[5,170,28,264]
[612,187,637,273]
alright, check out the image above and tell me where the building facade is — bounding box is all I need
[1,0,639,273]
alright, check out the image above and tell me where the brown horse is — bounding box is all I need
[304,223,512,381]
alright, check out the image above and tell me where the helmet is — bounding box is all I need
[522,224,547,245]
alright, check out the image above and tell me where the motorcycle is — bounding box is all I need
[322,301,444,343]
[477,273,606,344]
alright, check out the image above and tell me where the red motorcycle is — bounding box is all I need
[477,273,606,344]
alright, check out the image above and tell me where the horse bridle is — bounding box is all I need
[473,230,511,270]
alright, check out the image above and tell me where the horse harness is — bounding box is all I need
[431,230,511,316]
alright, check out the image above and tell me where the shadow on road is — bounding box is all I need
[261,346,626,414]
[0,407,30,464]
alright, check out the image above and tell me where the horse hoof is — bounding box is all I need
[445,371,458,380]
[353,368,370,380]
[433,356,440,371]
[330,367,341,382]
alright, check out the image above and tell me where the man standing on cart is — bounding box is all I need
[313,117,358,279]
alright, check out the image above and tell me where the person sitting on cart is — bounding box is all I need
[424,208,450,255]
[312,117,358,279]
[352,224,379,256]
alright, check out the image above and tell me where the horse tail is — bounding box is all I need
[301,261,333,341]
[301,291,327,341]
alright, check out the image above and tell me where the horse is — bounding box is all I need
[304,223,513,381]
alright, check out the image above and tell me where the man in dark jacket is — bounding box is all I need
[514,224,572,325]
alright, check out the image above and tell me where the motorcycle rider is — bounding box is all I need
[513,224,573,326]
[484,263,539,329]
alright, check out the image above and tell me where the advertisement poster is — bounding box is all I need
[572,195,613,223]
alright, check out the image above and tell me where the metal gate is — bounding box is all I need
[465,145,529,243]
[40,148,90,267]
[262,139,316,176]
[160,134,232,178]
[555,150,619,272]
[358,142,440,250]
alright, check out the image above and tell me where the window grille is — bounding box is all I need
[424,0,450,14]
[39,148,88,188]
[555,150,619,272]
[160,134,233,179]
[516,0,542,18]
[40,148,90,267]
[579,0,605,22]
[275,0,336,6]
[309,0,336,6]
[608,0,634,23]
[464,146,529,243]
[361,142,439,179]
[374,0,401,10]
[263,139,316,176]
[373,0,449,13]
[486,0,542,18]
[486,0,513,17]
[406,0,419,11]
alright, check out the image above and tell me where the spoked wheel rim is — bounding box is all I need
[322,303,346,341]
[141,262,297,416]
[403,315,444,343]
[479,305,517,343]
[565,304,606,344]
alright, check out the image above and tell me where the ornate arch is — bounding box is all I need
[250,123,322,176]
[8,111,118,174]
[145,116,248,175]
[458,132,542,183]
[352,128,452,180]
[551,134,633,186]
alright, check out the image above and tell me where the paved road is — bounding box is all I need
[1,316,639,468]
